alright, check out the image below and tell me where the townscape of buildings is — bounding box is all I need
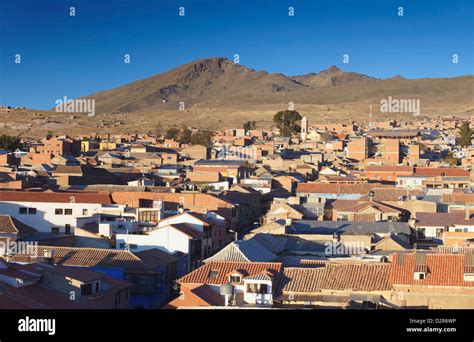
[2,115,474,309]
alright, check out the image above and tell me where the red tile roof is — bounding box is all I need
[7,246,156,270]
[366,165,413,173]
[163,284,224,309]
[336,201,401,214]
[416,212,474,227]
[0,191,112,204]
[0,215,37,235]
[178,261,283,285]
[389,253,474,287]
[279,263,392,293]
[297,183,388,194]
[414,167,469,177]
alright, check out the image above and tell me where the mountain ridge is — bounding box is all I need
[75,57,473,116]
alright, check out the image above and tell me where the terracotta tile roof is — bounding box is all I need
[53,165,83,175]
[414,167,469,177]
[366,165,413,173]
[134,248,178,267]
[325,199,360,210]
[178,261,283,285]
[389,253,474,287]
[0,215,37,235]
[163,284,224,309]
[279,263,392,293]
[336,201,401,214]
[297,183,388,195]
[358,188,424,201]
[442,193,474,204]
[281,263,392,293]
[0,191,112,204]
[168,223,204,239]
[416,212,474,227]
[0,282,85,309]
[7,246,155,270]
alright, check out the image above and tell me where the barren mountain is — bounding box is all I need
[291,65,377,87]
[85,57,306,114]
[1,57,473,137]
[82,57,473,116]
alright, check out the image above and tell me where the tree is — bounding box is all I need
[458,121,473,147]
[243,120,256,130]
[190,131,213,147]
[273,110,302,137]
[178,127,192,144]
[165,127,179,139]
[0,135,21,151]
[443,151,461,166]
[156,123,163,138]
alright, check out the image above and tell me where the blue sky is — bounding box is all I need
[0,0,473,109]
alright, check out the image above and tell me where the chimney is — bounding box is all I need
[43,249,54,265]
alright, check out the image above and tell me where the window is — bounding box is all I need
[337,214,349,221]
[82,209,88,215]
[414,272,426,280]
[246,283,268,294]
[64,209,73,215]
[229,275,241,283]
[55,208,63,215]
[418,228,426,239]
[436,228,444,238]
[51,227,60,234]
[19,207,27,215]
[81,283,93,296]
[208,270,219,279]
[65,224,71,235]
[28,208,37,215]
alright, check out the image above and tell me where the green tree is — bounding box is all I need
[165,127,179,139]
[190,131,213,147]
[156,123,163,138]
[178,127,192,144]
[273,110,302,137]
[0,135,21,151]
[458,121,473,147]
[243,120,256,130]
[443,152,461,166]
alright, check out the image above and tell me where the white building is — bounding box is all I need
[0,191,112,235]
[116,223,204,271]
[396,176,426,189]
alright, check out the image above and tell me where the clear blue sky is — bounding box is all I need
[0,0,473,109]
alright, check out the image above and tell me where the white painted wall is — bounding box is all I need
[116,225,190,254]
[0,201,102,234]
[243,279,273,305]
